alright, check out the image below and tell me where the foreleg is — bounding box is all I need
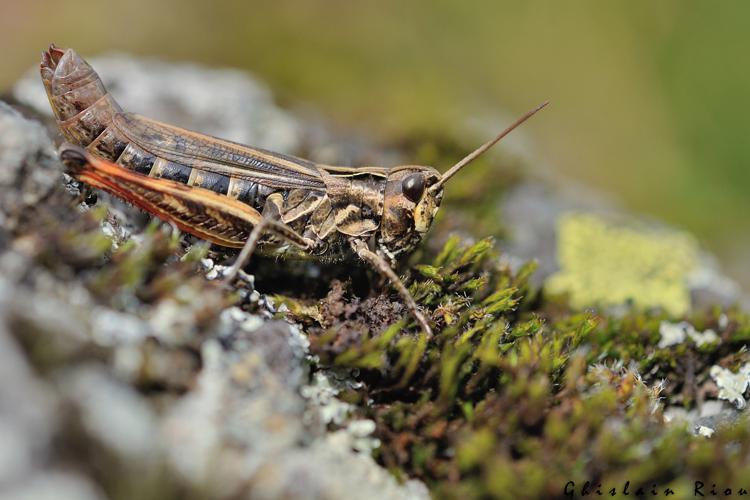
[350,239,433,337]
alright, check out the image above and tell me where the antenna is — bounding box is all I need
[431,100,549,190]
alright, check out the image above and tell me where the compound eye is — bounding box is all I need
[401,173,425,203]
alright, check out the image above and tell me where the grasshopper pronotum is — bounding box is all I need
[41,44,546,336]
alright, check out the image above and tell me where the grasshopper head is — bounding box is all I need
[380,166,443,256]
[378,102,549,260]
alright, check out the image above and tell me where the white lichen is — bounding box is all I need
[345,419,381,454]
[657,322,687,348]
[709,363,750,409]
[697,426,715,438]
[224,306,265,333]
[301,372,352,426]
[90,307,150,346]
[658,321,719,349]
[719,313,729,330]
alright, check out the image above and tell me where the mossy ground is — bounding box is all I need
[282,233,750,499]
[8,152,750,500]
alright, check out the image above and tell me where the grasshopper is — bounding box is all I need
[41,44,546,336]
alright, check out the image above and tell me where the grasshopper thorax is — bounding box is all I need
[380,166,443,258]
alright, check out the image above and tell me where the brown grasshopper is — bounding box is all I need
[41,44,546,336]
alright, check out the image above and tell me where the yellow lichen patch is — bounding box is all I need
[546,213,698,315]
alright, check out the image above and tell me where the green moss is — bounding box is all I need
[301,235,750,500]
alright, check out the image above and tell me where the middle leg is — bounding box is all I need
[223,193,313,283]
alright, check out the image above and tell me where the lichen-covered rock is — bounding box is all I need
[0,102,59,231]
[501,181,749,312]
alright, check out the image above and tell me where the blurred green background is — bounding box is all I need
[2,0,748,286]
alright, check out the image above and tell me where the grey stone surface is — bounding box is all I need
[500,179,749,310]
[0,102,59,231]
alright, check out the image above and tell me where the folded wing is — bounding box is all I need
[113,112,326,190]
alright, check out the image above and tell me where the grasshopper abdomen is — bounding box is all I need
[42,45,272,214]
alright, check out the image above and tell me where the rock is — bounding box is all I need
[62,365,160,460]
[664,399,743,438]
[501,179,749,312]
[0,53,429,500]
[2,472,105,500]
[0,102,59,232]
[0,323,57,488]
[248,431,429,500]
